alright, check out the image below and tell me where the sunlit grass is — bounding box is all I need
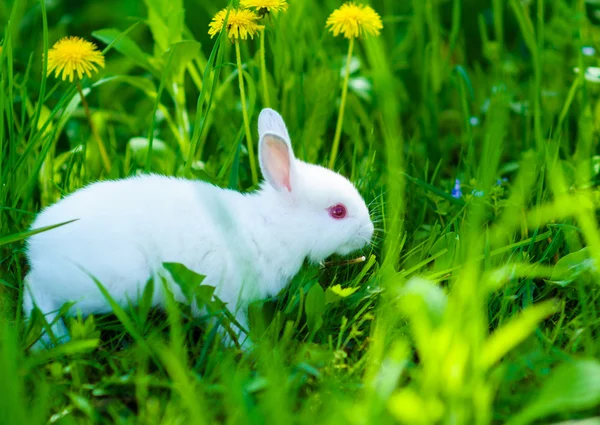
[1,0,600,424]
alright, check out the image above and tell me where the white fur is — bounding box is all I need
[24,108,374,348]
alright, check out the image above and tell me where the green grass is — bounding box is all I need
[2,0,600,423]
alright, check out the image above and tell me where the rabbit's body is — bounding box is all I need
[25,177,304,341]
[24,109,374,349]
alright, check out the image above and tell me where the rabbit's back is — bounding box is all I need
[26,175,237,313]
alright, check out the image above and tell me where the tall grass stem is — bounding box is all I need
[76,82,111,173]
[236,42,258,186]
[328,37,354,170]
[260,32,270,108]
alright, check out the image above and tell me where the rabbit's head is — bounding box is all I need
[258,108,374,263]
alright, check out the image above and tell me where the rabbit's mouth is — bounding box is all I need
[335,239,368,256]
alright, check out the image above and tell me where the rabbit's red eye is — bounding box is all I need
[328,204,347,219]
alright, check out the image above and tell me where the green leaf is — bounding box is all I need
[0,219,78,247]
[305,284,325,334]
[398,276,447,328]
[428,232,458,271]
[184,26,227,175]
[26,340,100,366]
[388,387,441,425]
[480,300,557,370]
[162,262,206,304]
[143,0,184,53]
[92,28,156,75]
[547,248,594,287]
[508,360,600,425]
[126,137,176,173]
[153,341,206,425]
[227,127,244,190]
[68,315,100,342]
[68,393,96,420]
[92,75,157,98]
[89,274,156,363]
[138,278,156,324]
[195,285,216,307]
[325,284,359,304]
[145,47,175,172]
[162,40,201,81]
[509,0,537,61]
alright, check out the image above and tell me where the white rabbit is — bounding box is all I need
[23,108,374,349]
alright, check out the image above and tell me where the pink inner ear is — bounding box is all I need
[264,136,292,192]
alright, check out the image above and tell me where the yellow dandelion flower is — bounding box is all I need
[326,2,383,39]
[47,36,105,82]
[208,8,265,41]
[240,0,288,14]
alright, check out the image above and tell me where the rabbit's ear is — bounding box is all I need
[258,108,293,149]
[258,109,295,192]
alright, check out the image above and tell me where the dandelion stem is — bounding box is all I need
[76,82,111,173]
[260,31,270,108]
[328,37,354,170]
[235,42,259,186]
